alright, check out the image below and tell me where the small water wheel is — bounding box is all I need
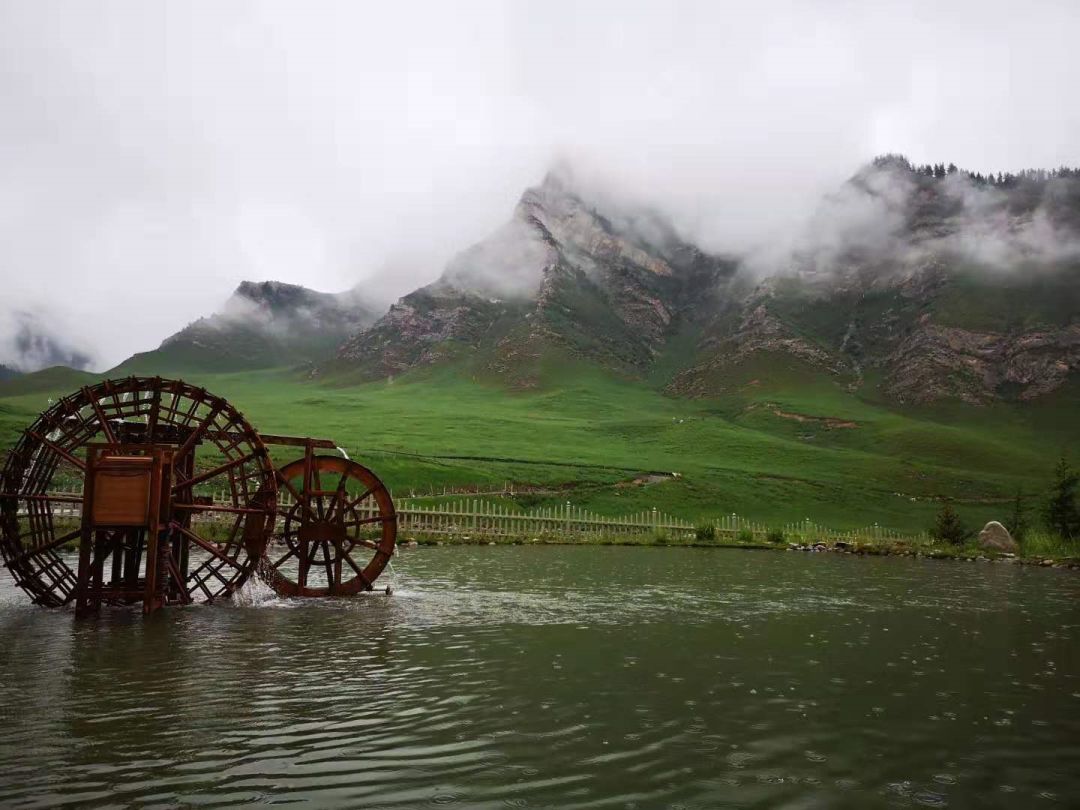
[261,453,396,596]
[0,377,277,613]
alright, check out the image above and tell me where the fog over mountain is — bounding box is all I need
[0,310,94,373]
[1,0,1078,370]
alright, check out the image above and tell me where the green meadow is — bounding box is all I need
[1,356,1076,537]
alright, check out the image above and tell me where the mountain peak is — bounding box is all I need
[334,170,738,382]
[113,280,381,375]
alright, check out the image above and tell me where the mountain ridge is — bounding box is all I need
[332,171,739,386]
[330,158,1080,404]
[100,157,1080,406]
[113,280,380,375]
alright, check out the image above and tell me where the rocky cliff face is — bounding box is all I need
[335,171,738,383]
[883,320,1080,404]
[670,159,1080,403]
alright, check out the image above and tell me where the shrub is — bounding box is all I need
[695,524,717,542]
[931,500,970,547]
[737,528,755,544]
[765,528,785,544]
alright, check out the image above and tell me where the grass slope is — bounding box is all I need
[2,357,1076,536]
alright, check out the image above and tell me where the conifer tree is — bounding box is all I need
[1045,456,1080,540]
[932,500,969,546]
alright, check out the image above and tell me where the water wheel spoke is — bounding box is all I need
[296,538,313,588]
[165,557,193,604]
[324,475,351,522]
[173,453,256,493]
[270,546,298,569]
[341,551,372,588]
[277,473,317,521]
[347,538,380,551]
[311,463,326,520]
[12,528,82,565]
[347,514,395,527]
[82,387,118,444]
[174,403,223,462]
[188,568,216,601]
[190,558,234,592]
[172,523,243,570]
[343,486,377,514]
[321,540,335,586]
[27,432,86,471]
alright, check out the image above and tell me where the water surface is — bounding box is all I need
[0,546,1077,808]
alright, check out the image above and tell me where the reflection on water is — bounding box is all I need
[0,546,1078,808]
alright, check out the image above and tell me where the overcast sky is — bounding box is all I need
[1,0,1078,370]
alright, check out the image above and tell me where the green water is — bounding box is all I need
[0,546,1077,808]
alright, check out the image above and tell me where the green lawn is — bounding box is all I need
[2,358,1076,536]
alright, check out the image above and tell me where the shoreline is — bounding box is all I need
[395,535,1080,570]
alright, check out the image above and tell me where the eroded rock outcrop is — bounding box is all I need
[884,321,1080,404]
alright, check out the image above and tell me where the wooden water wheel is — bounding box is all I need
[0,377,277,613]
[261,453,396,596]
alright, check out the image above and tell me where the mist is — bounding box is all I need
[741,159,1080,285]
[1,0,1078,370]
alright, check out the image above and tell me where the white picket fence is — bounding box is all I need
[26,488,928,545]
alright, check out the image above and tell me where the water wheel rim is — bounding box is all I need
[263,455,396,597]
[0,376,277,608]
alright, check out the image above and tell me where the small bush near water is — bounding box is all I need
[766,528,786,545]
[737,528,755,544]
[931,500,971,547]
[695,524,717,542]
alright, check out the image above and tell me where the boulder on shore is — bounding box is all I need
[977,521,1018,553]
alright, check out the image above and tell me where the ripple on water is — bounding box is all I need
[0,547,1078,808]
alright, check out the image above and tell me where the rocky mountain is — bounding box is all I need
[671,157,1080,404]
[335,159,1080,406]
[115,281,380,374]
[333,171,740,386]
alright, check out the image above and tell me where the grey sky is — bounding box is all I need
[1,0,1078,370]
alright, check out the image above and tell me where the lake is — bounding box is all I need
[0,546,1077,808]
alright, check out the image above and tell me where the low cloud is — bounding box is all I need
[744,159,1080,282]
[0,309,95,371]
[1,1,1078,368]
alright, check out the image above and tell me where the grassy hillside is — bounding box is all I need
[1,357,1075,535]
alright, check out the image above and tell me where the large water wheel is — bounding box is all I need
[0,377,277,613]
[261,453,396,596]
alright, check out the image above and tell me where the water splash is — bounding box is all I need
[233,573,280,607]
